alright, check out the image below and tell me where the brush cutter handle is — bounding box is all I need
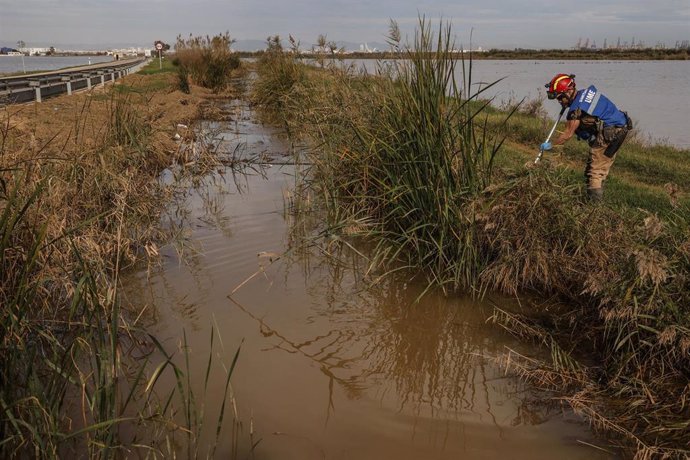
[534,106,567,164]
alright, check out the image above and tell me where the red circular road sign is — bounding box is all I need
[156,42,163,50]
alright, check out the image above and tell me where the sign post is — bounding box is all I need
[156,42,163,69]
[17,40,26,74]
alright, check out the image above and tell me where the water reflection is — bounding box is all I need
[229,250,526,428]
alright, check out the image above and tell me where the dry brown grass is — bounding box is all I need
[476,167,690,457]
[1,71,229,268]
[0,67,241,456]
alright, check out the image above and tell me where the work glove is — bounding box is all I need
[540,142,552,151]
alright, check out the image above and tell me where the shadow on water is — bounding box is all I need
[122,96,617,459]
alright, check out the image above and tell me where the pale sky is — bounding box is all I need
[1,0,688,50]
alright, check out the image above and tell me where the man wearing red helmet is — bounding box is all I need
[541,73,633,201]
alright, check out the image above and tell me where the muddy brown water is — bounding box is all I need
[123,99,616,459]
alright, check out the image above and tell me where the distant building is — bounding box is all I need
[108,47,149,57]
[359,43,377,53]
[27,47,50,56]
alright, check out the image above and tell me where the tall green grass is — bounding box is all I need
[254,19,514,293]
[339,20,509,291]
[251,35,307,129]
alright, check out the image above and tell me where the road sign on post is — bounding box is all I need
[155,42,163,69]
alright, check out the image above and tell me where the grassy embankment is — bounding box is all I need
[1,37,245,458]
[251,20,689,458]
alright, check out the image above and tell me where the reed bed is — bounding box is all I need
[0,63,245,457]
[252,19,690,457]
[173,32,242,93]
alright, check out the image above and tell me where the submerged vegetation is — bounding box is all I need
[252,19,690,458]
[0,59,246,457]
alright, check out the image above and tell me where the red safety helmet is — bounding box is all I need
[545,73,576,99]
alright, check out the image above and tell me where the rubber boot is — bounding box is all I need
[587,187,603,202]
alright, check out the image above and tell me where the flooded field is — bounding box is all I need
[123,99,616,459]
[348,59,690,148]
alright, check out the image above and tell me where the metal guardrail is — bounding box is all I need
[0,58,148,104]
